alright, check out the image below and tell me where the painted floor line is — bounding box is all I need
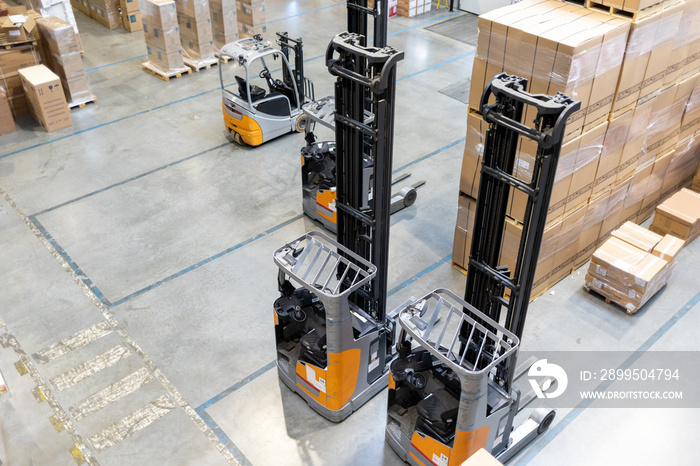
[109,213,305,307]
[29,215,112,307]
[393,137,465,174]
[397,51,474,82]
[85,54,147,73]
[514,289,700,465]
[32,142,230,217]
[197,251,456,412]
[268,1,347,24]
[196,407,254,466]
[2,11,466,160]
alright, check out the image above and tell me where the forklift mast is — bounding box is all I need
[276,32,305,102]
[326,30,403,342]
[462,73,580,392]
[347,0,388,47]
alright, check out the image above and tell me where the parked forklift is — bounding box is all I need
[219,32,313,146]
[385,74,580,464]
[271,0,404,422]
[299,0,423,233]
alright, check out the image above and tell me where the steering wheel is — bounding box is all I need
[259,69,271,79]
[407,371,427,390]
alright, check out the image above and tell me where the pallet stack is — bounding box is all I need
[236,0,264,38]
[397,0,430,17]
[210,0,236,52]
[453,0,700,301]
[35,16,94,107]
[176,0,216,69]
[15,0,84,49]
[141,0,190,79]
[584,222,682,314]
[120,0,143,31]
[0,11,42,118]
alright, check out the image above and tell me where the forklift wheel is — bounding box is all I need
[231,131,244,145]
[531,408,556,434]
[295,114,308,133]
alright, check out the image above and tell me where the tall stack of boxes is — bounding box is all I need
[397,0,431,17]
[209,0,236,52]
[0,90,16,135]
[176,0,216,67]
[454,0,700,300]
[35,16,92,106]
[141,0,187,75]
[120,0,144,32]
[88,0,121,29]
[236,0,264,39]
[0,44,41,118]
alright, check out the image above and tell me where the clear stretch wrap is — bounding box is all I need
[35,17,92,106]
[176,0,215,65]
[209,0,237,51]
[142,0,186,73]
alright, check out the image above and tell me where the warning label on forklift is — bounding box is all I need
[432,453,448,466]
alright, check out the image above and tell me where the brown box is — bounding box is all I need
[601,177,631,237]
[0,90,15,136]
[123,9,144,31]
[236,0,264,26]
[638,1,685,101]
[617,97,653,182]
[18,65,72,132]
[462,449,504,466]
[121,0,140,13]
[640,148,675,221]
[176,0,210,18]
[661,137,700,199]
[574,188,610,269]
[146,45,184,71]
[459,112,487,198]
[0,6,37,42]
[662,1,697,86]
[141,0,178,26]
[35,17,81,56]
[603,0,665,10]
[550,204,587,287]
[652,234,684,262]
[0,45,40,75]
[89,0,121,29]
[210,0,237,50]
[142,21,181,52]
[623,159,654,223]
[645,77,696,163]
[565,121,607,213]
[694,164,700,192]
[680,82,700,142]
[452,194,478,269]
[611,220,662,252]
[650,188,700,241]
[594,110,630,195]
[237,20,265,38]
[71,0,91,16]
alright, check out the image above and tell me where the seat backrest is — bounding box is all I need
[235,75,248,100]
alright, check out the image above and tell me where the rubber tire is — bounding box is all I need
[537,410,556,434]
[295,114,308,133]
[231,131,244,145]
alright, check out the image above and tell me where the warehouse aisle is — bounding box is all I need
[0,1,698,465]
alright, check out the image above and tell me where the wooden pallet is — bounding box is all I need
[184,57,218,72]
[68,95,98,109]
[0,32,37,49]
[583,285,636,315]
[142,62,192,81]
[215,52,233,64]
[451,261,468,277]
[575,0,664,21]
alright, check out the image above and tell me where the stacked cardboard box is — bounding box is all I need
[35,16,92,106]
[120,0,143,31]
[0,90,16,135]
[18,64,72,131]
[584,226,679,314]
[210,0,236,51]
[142,0,187,74]
[0,43,41,117]
[177,0,216,67]
[88,0,120,28]
[397,0,430,17]
[650,188,700,242]
[692,164,700,192]
[368,0,398,17]
[236,0,264,38]
[71,0,91,16]
[15,0,84,51]
[453,0,700,300]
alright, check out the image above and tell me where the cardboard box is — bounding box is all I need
[574,188,610,268]
[638,1,684,101]
[680,82,700,142]
[459,112,487,198]
[652,234,684,262]
[452,194,478,269]
[236,0,263,26]
[35,16,81,56]
[594,110,630,195]
[0,6,37,42]
[565,121,607,213]
[146,44,184,71]
[462,448,504,466]
[141,0,178,27]
[0,90,16,136]
[18,64,72,132]
[142,21,181,52]
[645,77,696,163]
[0,44,40,75]
[550,204,587,287]
[694,164,700,192]
[121,0,140,13]
[622,159,653,222]
[617,97,653,182]
[611,221,662,252]
[661,137,700,199]
[71,0,91,16]
[88,0,121,29]
[237,20,265,38]
[600,177,631,237]
[639,148,674,221]
[123,9,144,31]
[210,0,237,49]
[650,188,700,241]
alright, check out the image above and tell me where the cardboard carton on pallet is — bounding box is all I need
[0,90,16,135]
[18,64,72,132]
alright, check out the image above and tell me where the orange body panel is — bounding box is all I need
[315,189,337,224]
[411,431,451,466]
[296,361,327,406]
[388,372,396,390]
[222,103,263,146]
[326,349,361,410]
[449,426,490,465]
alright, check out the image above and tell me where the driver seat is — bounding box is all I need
[235,75,266,102]
[300,326,327,367]
[416,389,460,442]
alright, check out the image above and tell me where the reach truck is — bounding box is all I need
[385,74,581,464]
[299,0,423,233]
[271,1,404,421]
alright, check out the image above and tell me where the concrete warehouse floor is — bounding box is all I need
[1,1,699,465]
